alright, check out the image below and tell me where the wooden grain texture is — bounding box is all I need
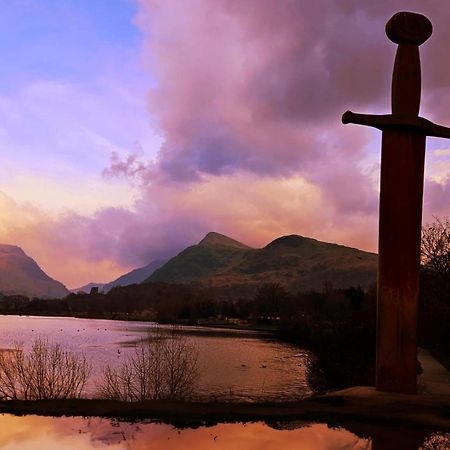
[376,129,425,393]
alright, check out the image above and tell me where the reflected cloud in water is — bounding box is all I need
[0,414,448,449]
[0,415,368,450]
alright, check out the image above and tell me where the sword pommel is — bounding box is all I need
[386,12,432,46]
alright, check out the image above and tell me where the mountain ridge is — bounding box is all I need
[102,259,166,292]
[145,232,377,295]
[71,259,167,293]
[198,232,252,249]
[0,244,69,298]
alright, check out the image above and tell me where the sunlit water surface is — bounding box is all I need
[0,315,311,401]
[0,414,448,450]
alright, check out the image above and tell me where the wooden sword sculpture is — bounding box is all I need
[343,11,450,394]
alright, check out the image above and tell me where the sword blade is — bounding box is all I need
[376,129,426,394]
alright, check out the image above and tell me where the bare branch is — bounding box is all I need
[97,327,199,401]
[0,337,91,400]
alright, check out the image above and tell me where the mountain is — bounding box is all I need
[145,232,377,295]
[147,232,252,284]
[0,245,69,298]
[71,260,166,294]
[102,259,166,292]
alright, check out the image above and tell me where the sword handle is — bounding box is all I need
[391,44,421,117]
[386,12,432,118]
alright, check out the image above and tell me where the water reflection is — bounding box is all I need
[0,415,369,449]
[0,414,448,450]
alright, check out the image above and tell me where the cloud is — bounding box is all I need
[424,177,450,217]
[135,1,445,179]
[132,0,450,215]
[134,0,450,179]
[136,0,374,182]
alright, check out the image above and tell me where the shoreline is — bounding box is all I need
[0,387,449,431]
[0,312,277,334]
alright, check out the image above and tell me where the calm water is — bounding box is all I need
[0,315,311,401]
[0,414,447,449]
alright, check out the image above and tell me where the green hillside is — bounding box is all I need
[145,232,377,295]
[148,232,252,283]
[212,235,377,293]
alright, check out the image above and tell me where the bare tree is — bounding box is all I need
[98,327,199,401]
[0,337,91,400]
[420,217,450,353]
[421,217,450,278]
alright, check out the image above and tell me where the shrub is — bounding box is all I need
[0,337,91,400]
[98,327,199,401]
[306,318,376,392]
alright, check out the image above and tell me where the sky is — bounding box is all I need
[0,0,449,289]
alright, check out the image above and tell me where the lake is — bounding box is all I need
[0,414,447,449]
[0,315,311,401]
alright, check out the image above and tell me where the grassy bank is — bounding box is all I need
[0,388,449,431]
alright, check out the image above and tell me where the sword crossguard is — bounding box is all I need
[342,12,450,140]
[343,111,450,139]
